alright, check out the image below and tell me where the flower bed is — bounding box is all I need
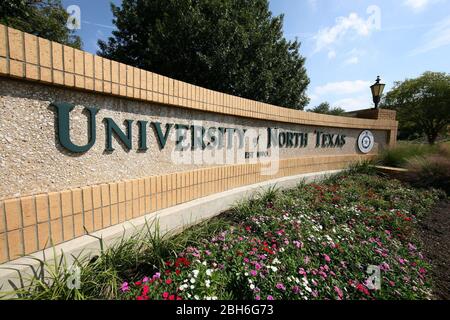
[118,173,443,300]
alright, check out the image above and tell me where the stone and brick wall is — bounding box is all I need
[0,25,398,264]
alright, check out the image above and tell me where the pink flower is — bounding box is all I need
[323,254,331,263]
[255,295,261,300]
[298,268,307,276]
[276,283,286,291]
[250,270,257,277]
[120,282,130,292]
[267,295,274,300]
[334,286,343,299]
[293,240,303,249]
[380,262,390,271]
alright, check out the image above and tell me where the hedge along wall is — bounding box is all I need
[0,25,398,264]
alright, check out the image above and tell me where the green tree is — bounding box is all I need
[309,102,346,116]
[98,0,310,110]
[0,0,82,49]
[383,71,450,144]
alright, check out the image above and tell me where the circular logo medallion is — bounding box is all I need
[358,130,374,154]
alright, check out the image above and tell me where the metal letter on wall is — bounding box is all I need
[51,102,98,153]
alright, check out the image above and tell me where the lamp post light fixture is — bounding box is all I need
[370,76,385,109]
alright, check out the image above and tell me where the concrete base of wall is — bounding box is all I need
[0,169,341,296]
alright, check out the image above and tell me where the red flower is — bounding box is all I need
[176,269,181,275]
[356,283,370,296]
[142,285,149,296]
[162,292,169,299]
[169,295,175,300]
[176,257,190,267]
[135,281,142,286]
[165,261,172,266]
[166,279,172,285]
[165,270,171,275]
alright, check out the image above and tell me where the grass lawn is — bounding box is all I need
[11,166,445,300]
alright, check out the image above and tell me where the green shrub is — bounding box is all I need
[378,143,439,167]
[405,153,450,194]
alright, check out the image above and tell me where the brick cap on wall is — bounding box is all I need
[346,108,397,121]
[0,24,397,131]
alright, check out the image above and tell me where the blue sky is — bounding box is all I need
[62,0,450,111]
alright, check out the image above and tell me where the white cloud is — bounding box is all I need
[327,50,337,59]
[332,96,372,112]
[410,17,450,54]
[343,56,359,65]
[314,80,371,96]
[403,0,445,11]
[404,0,431,10]
[313,12,374,53]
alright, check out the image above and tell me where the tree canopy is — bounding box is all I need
[98,0,310,110]
[0,0,82,49]
[309,102,346,116]
[383,71,450,144]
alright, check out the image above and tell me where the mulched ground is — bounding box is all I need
[418,200,450,300]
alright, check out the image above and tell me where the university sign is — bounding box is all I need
[0,25,398,268]
[52,101,348,155]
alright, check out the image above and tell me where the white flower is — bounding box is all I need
[202,261,207,266]
[250,284,255,290]
[190,278,196,284]
[205,280,211,288]
[194,295,199,300]
[244,272,249,276]
[193,270,199,278]
[273,258,281,265]
[206,269,213,277]
[190,285,195,290]
[212,296,218,300]
[269,266,278,272]
[179,284,189,291]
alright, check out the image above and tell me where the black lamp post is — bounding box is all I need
[370,76,385,109]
